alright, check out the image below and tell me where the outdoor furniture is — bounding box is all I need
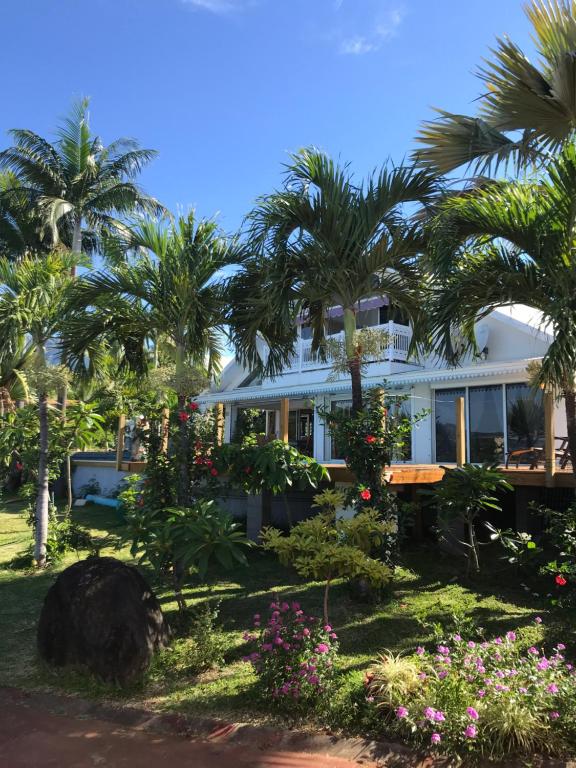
[505,437,571,469]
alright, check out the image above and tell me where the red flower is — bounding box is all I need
[555,574,568,586]
[244,466,252,474]
[178,411,190,422]
[210,468,219,477]
[205,459,213,467]
[188,401,199,411]
[360,489,371,501]
[194,457,204,465]
[365,435,377,444]
[15,462,23,472]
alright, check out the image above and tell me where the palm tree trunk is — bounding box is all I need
[65,453,73,512]
[71,215,82,277]
[564,388,576,483]
[343,308,363,414]
[175,343,190,506]
[35,391,50,567]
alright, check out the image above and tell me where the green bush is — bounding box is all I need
[365,619,576,759]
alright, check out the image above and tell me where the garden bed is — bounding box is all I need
[1,499,574,758]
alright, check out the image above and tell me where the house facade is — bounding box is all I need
[199,301,566,469]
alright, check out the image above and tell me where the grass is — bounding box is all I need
[0,497,573,729]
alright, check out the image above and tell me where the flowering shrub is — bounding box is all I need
[366,619,576,759]
[243,601,338,709]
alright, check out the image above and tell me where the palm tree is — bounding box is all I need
[0,98,163,266]
[0,173,54,259]
[414,0,576,176]
[229,148,438,413]
[0,252,80,565]
[427,141,576,476]
[63,212,244,504]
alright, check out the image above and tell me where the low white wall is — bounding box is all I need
[72,464,130,497]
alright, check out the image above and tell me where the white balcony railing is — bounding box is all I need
[289,322,413,372]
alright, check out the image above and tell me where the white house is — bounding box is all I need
[199,300,567,471]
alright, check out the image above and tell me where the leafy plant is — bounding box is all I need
[243,601,338,711]
[262,510,394,623]
[424,463,512,574]
[366,619,576,759]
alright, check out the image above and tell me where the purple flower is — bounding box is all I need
[437,645,450,656]
[547,683,559,694]
[519,687,528,694]
[506,631,516,642]
[535,616,543,624]
[315,643,329,654]
[431,733,441,745]
[308,674,319,685]
[438,670,448,680]
[424,707,436,720]
[324,625,332,632]
[477,689,486,698]
[395,706,409,719]
[550,711,560,720]
[557,643,566,651]
[528,647,539,655]
[465,725,477,739]
[433,711,446,722]
[494,637,503,645]
[416,646,425,656]
[537,659,550,671]
[453,634,462,642]
[467,641,476,649]
[418,672,427,680]
[466,707,479,720]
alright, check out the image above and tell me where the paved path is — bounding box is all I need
[0,698,376,768]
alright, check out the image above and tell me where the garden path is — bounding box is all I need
[0,691,379,768]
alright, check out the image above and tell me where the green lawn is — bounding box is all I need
[0,498,572,728]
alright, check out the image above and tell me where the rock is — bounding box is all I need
[37,557,169,685]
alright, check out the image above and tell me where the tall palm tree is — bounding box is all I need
[63,212,244,504]
[0,173,54,259]
[229,148,438,413]
[0,252,80,565]
[427,141,576,476]
[0,98,163,266]
[414,0,576,176]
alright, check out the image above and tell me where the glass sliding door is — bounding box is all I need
[506,383,544,451]
[328,399,352,460]
[469,385,504,463]
[434,388,465,462]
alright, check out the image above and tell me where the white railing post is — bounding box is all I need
[387,320,395,361]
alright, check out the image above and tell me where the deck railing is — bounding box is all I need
[289,321,412,372]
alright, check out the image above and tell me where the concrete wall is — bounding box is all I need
[72,464,130,497]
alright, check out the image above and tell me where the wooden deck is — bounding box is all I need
[323,463,575,489]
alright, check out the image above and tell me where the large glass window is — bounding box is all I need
[506,383,544,451]
[390,400,412,462]
[469,385,504,463]
[434,388,465,462]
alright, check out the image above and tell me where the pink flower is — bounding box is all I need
[466,707,479,720]
[431,733,441,745]
[535,616,543,624]
[477,689,486,698]
[528,647,539,655]
[416,646,425,656]
[308,674,319,685]
[315,643,329,654]
[465,725,477,739]
[424,707,436,720]
[550,711,560,720]
[303,628,310,637]
[494,637,503,645]
[453,634,462,642]
[506,631,516,642]
[438,670,448,680]
[324,625,332,632]
[274,637,283,645]
[395,706,409,719]
[281,602,290,612]
[418,672,427,680]
[547,683,559,694]
[360,489,371,501]
[434,711,446,722]
[467,641,476,649]
[557,643,566,651]
[537,659,550,671]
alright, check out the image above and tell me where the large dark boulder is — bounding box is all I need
[37,557,169,685]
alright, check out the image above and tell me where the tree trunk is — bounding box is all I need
[35,391,50,567]
[65,453,73,512]
[343,308,363,414]
[71,215,82,276]
[467,520,480,574]
[176,392,190,506]
[323,577,331,625]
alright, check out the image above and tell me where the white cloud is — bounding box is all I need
[340,36,376,55]
[340,5,405,55]
[181,0,253,14]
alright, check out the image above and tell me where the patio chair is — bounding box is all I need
[505,437,571,469]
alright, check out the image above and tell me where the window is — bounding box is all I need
[326,314,345,336]
[434,388,465,462]
[506,383,544,451]
[390,400,412,462]
[356,307,380,329]
[300,324,313,340]
[469,385,504,463]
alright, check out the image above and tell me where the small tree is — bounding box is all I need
[262,507,394,624]
[425,463,512,574]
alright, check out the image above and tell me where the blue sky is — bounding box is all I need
[2,0,534,233]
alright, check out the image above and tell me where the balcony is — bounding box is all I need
[288,321,413,372]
